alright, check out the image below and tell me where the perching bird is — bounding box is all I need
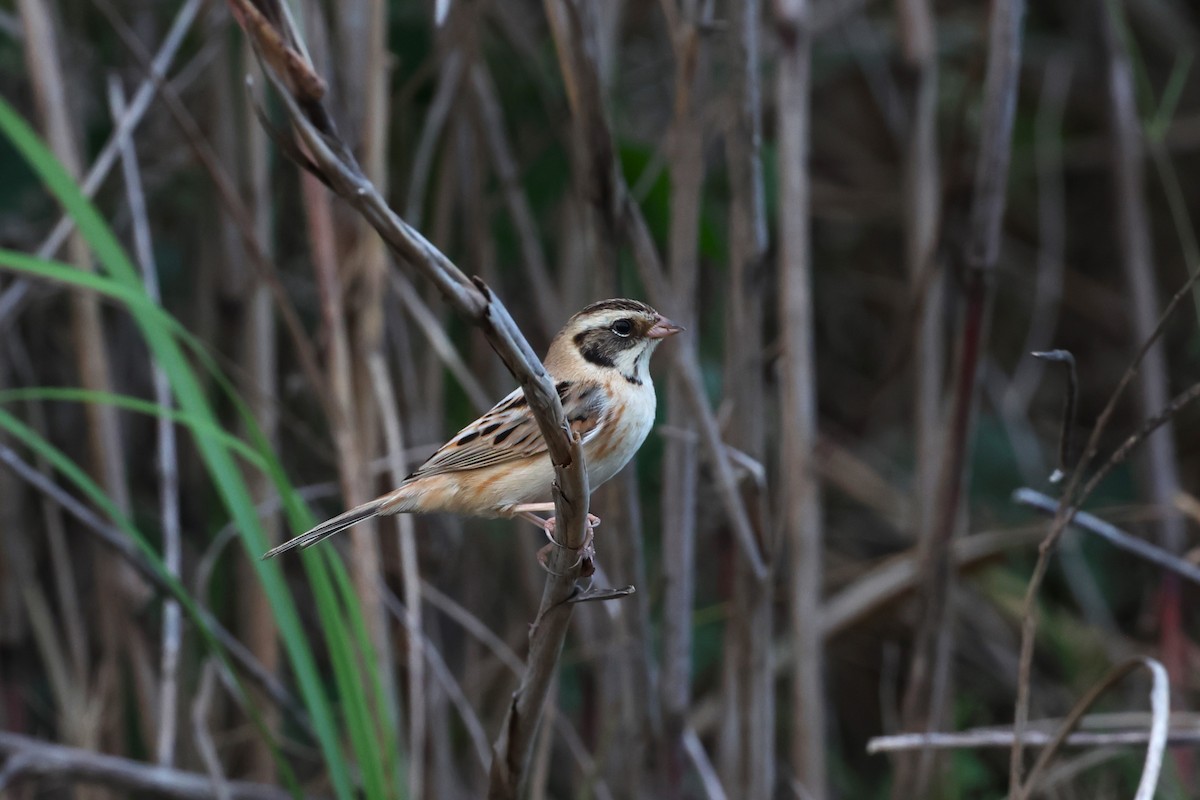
[263,299,682,559]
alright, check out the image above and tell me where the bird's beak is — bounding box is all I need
[647,315,685,339]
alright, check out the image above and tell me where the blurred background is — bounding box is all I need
[0,0,1198,797]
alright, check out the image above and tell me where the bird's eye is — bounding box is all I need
[611,319,634,337]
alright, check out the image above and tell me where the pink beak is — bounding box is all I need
[647,314,685,339]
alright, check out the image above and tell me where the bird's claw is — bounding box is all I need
[536,514,598,577]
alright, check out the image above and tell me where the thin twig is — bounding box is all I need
[107,74,184,770]
[389,270,492,412]
[420,580,526,675]
[381,587,490,772]
[404,48,464,226]
[1011,269,1200,795]
[0,444,309,730]
[470,63,561,329]
[0,731,289,800]
[1013,488,1200,586]
[368,352,426,796]
[869,720,1197,753]
[682,726,730,800]
[0,0,204,330]
[191,659,233,800]
[417,578,615,798]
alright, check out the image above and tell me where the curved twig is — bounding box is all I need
[1017,657,1169,800]
[1030,350,1077,483]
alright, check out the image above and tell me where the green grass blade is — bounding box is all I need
[0,95,398,797]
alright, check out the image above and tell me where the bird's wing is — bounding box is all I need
[409,381,609,478]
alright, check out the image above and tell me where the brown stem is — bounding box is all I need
[774,0,828,794]
[720,0,775,795]
[19,0,153,767]
[894,0,1026,794]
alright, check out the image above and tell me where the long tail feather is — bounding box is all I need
[261,499,385,559]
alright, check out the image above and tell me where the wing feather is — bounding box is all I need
[409,384,609,478]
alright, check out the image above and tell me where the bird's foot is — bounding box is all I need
[535,514,598,577]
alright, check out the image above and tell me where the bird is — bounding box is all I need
[263,298,683,561]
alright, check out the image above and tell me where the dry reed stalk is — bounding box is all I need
[592,468,659,796]
[191,659,231,799]
[6,335,91,751]
[232,42,281,783]
[106,76,184,769]
[0,444,310,731]
[367,352,425,799]
[537,8,770,793]
[894,0,943,546]
[896,0,1026,793]
[774,0,828,795]
[92,0,331,415]
[1097,0,1188,701]
[404,46,463,227]
[470,63,561,330]
[659,4,707,791]
[719,1,774,797]
[18,0,155,773]
[0,0,204,332]
[298,155,396,733]
[337,0,412,786]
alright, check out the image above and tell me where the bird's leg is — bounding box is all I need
[515,509,554,532]
[510,503,601,540]
[506,503,599,575]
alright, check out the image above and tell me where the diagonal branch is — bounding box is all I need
[226,2,592,795]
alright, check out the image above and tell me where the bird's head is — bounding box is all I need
[547,298,683,385]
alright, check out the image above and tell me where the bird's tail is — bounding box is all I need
[261,498,387,559]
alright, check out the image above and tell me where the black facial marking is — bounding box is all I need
[581,343,616,368]
[574,327,640,370]
[457,430,480,446]
[493,426,519,444]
